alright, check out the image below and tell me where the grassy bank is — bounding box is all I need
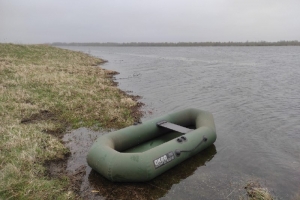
[0,44,141,199]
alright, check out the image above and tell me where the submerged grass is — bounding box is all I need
[0,43,141,199]
[243,181,274,200]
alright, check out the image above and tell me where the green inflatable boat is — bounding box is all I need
[87,108,216,182]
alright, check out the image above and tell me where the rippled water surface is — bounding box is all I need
[61,46,300,199]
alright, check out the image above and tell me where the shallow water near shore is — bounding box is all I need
[61,46,300,199]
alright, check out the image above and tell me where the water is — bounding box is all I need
[61,46,300,199]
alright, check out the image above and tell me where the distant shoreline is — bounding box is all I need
[51,41,300,47]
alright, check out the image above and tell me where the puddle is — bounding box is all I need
[61,127,217,199]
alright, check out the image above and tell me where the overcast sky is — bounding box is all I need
[1,0,300,44]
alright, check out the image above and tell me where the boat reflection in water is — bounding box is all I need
[87,145,216,199]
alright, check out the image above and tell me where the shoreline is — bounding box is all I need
[0,43,143,199]
[45,62,145,199]
[51,41,300,47]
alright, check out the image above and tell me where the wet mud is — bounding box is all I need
[21,110,57,124]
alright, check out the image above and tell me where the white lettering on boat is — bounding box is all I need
[153,152,175,169]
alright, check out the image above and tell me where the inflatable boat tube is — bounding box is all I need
[87,108,216,182]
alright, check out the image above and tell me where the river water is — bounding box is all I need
[61,46,300,199]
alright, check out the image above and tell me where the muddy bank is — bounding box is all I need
[45,66,144,198]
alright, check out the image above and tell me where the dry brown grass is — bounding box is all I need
[0,43,141,199]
